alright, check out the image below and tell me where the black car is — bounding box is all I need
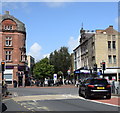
[78,78,111,99]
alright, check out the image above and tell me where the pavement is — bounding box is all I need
[2,84,120,107]
[22,84,77,88]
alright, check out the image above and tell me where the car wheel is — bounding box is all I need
[79,88,82,96]
[106,95,111,99]
[85,92,89,99]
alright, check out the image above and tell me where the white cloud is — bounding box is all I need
[46,2,64,7]
[68,35,80,53]
[2,2,30,14]
[28,42,42,61]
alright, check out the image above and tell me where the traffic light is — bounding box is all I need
[93,63,97,72]
[102,62,106,70]
[1,61,5,72]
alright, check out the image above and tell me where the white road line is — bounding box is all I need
[11,94,120,108]
[13,92,18,97]
[71,95,120,108]
[86,99,120,108]
[36,106,50,111]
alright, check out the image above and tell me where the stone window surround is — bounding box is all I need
[5,36,12,46]
[5,50,12,61]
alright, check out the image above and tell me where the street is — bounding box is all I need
[2,85,120,112]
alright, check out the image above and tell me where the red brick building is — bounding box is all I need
[0,11,27,87]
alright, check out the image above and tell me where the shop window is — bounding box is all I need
[4,74,12,84]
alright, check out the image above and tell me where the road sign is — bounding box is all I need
[97,72,101,75]
[53,74,57,84]
[53,74,57,80]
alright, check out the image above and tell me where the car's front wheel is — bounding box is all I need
[84,92,90,99]
[79,88,82,96]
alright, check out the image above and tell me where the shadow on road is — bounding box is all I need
[79,94,111,100]
[2,103,7,112]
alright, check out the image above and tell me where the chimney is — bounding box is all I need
[5,11,10,15]
[96,30,103,33]
[109,25,113,28]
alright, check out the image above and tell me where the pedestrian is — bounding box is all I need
[2,79,8,97]
[112,81,115,94]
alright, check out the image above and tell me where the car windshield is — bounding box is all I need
[91,79,108,85]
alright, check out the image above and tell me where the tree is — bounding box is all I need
[57,71,63,78]
[33,57,54,80]
[49,46,71,78]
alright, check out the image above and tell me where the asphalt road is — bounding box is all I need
[2,87,119,112]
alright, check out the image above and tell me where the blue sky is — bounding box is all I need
[2,2,118,61]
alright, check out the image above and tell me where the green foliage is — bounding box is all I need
[57,71,63,75]
[57,71,63,78]
[33,57,54,80]
[49,46,71,77]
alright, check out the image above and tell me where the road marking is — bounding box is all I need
[13,92,18,97]
[12,94,76,102]
[36,106,50,111]
[62,95,120,108]
[11,94,120,108]
[85,99,120,108]
[17,100,50,111]
[75,95,120,108]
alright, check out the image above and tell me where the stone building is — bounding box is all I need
[74,25,120,81]
[0,11,27,87]
[73,45,81,71]
[27,55,35,76]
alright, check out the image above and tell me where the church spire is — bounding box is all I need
[81,22,83,29]
[80,22,84,34]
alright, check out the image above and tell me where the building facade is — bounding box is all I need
[0,11,27,87]
[73,45,81,72]
[27,55,35,76]
[74,25,120,81]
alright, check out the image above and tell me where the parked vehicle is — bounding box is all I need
[78,78,111,99]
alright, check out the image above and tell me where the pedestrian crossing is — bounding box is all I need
[3,94,119,111]
[12,94,82,111]
[17,100,50,111]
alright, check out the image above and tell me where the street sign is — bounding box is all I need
[53,74,57,80]
[53,74,57,84]
[97,72,101,75]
